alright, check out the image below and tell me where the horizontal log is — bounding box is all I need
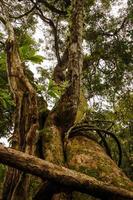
[0,145,133,199]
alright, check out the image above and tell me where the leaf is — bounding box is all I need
[27,55,44,64]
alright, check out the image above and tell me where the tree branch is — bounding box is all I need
[9,5,36,19]
[38,12,61,63]
[0,145,133,200]
[36,0,67,15]
[100,17,128,37]
[0,15,6,25]
[0,40,5,48]
[31,0,61,64]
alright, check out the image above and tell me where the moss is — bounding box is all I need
[78,166,99,178]
[72,191,99,200]
[52,148,64,166]
[0,164,6,199]
[68,158,100,179]
[111,176,133,191]
[29,176,42,200]
[42,121,65,165]
[98,160,112,174]
[43,128,53,142]
[75,89,88,123]
[66,137,133,192]
[0,164,5,181]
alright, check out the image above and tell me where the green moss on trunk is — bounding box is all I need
[66,136,133,191]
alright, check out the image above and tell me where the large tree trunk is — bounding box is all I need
[0,145,133,200]
[0,4,38,200]
[5,35,38,200]
[37,0,85,199]
[4,35,38,200]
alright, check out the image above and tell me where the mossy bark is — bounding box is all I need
[37,0,85,199]
[1,10,38,200]
[66,136,133,199]
[0,145,133,200]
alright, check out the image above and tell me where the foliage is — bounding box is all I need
[83,0,132,106]
[86,91,133,179]
[36,67,69,106]
[15,29,44,64]
[0,164,5,197]
[0,48,13,137]
[0,28,45,138]
[0,164,5,181]
[47,79,69,99]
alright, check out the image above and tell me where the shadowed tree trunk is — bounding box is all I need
[35,0,85,199]
[0,3,38,200]
[4,32,38,200]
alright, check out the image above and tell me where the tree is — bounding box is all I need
[0,0,133,200]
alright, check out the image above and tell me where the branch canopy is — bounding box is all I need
[0,145,133,200]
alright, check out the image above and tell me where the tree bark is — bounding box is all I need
[0,3,38,199]
[0,145,133,200]
[38,1,85,199]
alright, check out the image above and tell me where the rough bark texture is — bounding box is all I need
[0,145,133,200]
[38,1,85,199]
[66,137,132,190]
[5,39,38,200]
[0,5,38,199]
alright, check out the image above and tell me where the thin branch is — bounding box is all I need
[114,17,128,35]
[38,13,61,63]
[0,40,5,48]
[9,5,36,19]
[31,0,61,63]
[37,0,67,15]
[100,17,128,37]
[0,15,6,25]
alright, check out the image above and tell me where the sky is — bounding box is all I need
[110,0,128,17]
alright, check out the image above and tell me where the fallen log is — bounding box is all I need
[0,145,133,199]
